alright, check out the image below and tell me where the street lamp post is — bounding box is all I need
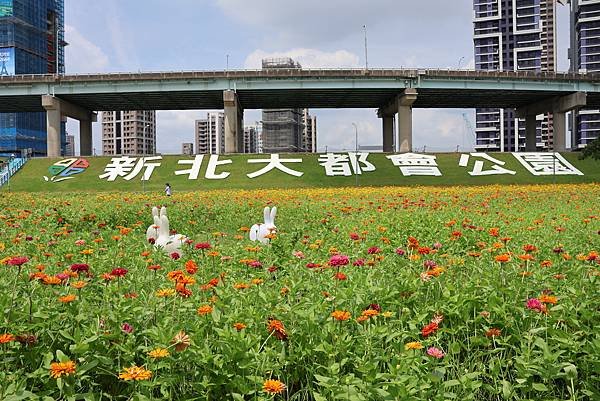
[363,25,369,71]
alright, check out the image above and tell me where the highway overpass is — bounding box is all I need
[1,69,598,156]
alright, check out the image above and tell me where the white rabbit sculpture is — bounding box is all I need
[154,209,188,257]
[146,206,166,242]
[249,206,277,244]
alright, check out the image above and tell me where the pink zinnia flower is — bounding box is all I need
[75,240,86,246]
[121,323,134,334]
[423,260,437,269]
[427,347,445,359]
[433,242,443,249]
[329,255,349,266]
[395,248,406,256]
[353,258,365,266]
[349,232,360,241]
[526,298,543,311]
[292,250,305,259]
[249,260,263,268]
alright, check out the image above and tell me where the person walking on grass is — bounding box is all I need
[165,183,172,197]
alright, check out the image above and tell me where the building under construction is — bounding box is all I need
[261,58,316,153]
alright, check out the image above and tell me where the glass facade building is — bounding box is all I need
[570,0,600,148]
[0,0,65,156]
[473,0,557,152]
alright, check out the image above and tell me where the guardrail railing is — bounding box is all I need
[0,157,28,188]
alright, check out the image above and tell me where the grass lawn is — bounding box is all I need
[3,153,600,193]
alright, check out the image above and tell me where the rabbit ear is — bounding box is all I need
[160,215,170,237]
[160,207,167,218]
[270,207,277,223]
[153,215,160,227]
[263,207,271,224]
[152,207,159,217]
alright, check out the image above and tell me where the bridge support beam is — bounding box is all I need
[223,90,243,153]
[378,89,418,153]
[517,92,586,152]
[42,95,97,157]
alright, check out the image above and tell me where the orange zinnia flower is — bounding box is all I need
[331,310,351,321]
[185,260,198,274]
[267,319,288,340]
[495,254,511,263]
[539,294,558,305]
[148,348,170,359]
[485,328,502,338]
[118,366,152,381]
[59,294,77,303]
[0,333,15,344]
[49,360,76,379]
[404,341,424,350]
[263,379,286,395]
[233,322,247,331]
[197,305,213,316]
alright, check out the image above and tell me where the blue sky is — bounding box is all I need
[64,0,572,155]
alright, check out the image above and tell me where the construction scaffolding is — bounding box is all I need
[0,0,65,155]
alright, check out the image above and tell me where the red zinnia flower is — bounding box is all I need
[367,246,381,254]
[70,263,89,273]
[195,242,211,250]
[8,256,29,266]
[111,268,128,277]
[421,322,439,337]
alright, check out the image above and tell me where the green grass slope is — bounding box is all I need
[3,153,600,193]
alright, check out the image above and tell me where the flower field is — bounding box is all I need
[0,184,599,401]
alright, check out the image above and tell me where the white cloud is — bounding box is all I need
[64,25,109,73]
[156,110,205,154]
[244,48,360,69]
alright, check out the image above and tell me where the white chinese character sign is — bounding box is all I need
[512,153,584,176]
[42,152,591,186]
[386,153,442,176]
[99,156,162,181]
[459,153,516,176]
[318,152,376,176]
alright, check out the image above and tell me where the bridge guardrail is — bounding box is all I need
[1,69,598,84]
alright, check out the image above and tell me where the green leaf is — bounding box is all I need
[445,380,461,387]
[56,350,69,363]
[532,383,548,392]
[501,380,513,399]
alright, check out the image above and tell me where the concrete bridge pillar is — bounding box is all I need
[378,110,395,152]
[79,118,94,156]
[553,112,566,152]
[525,114,537,152]
[517,92,586,153]
[42,95,97,157]
[224,90,243,153]
[398,89,418,153]
[44,101,62,158]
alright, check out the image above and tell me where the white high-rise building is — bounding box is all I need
[195,112,225,154]
[569,0,600,149]
[473,0,559,152]
[101,111,156,155]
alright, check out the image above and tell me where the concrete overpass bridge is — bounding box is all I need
[1,69,598,157]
